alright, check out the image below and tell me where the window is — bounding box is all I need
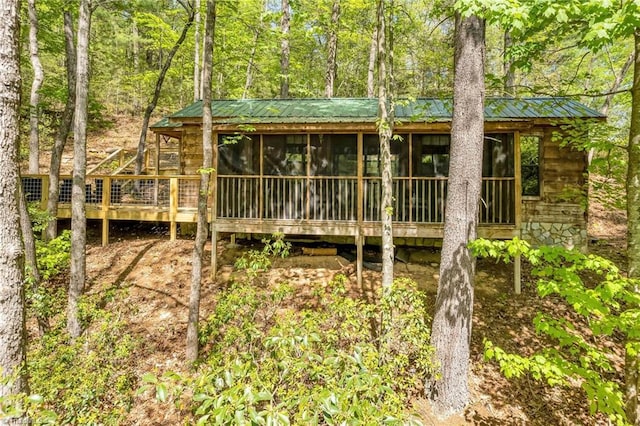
[263,135,307,176]
[483,133,514,177]
[218,134,258,175]
[363,134,409,176]
[413,135,450,177]
[521,135,541,196]
[310,134,357,176]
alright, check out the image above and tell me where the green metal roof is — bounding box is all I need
[151,97,604,128]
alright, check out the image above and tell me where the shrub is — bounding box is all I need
[145,276,435,425]
[27,299,137,425]
[470,237,639,426]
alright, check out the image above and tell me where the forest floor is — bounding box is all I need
[39,116,628,424]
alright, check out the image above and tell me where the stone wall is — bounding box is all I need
[520,221,588,251]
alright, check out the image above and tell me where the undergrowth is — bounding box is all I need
[0,205,138,424]
[144,274,435,425]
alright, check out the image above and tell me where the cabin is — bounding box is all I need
[21,97,603,287]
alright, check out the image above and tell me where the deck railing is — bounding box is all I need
[21,174,515,226]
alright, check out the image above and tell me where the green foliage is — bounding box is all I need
[35,230,71,281]
[27,202,53,234]
[143,273,434,424]
[234,233,292,279]
[0,375,57,423]
[28,300,137,425]
[470,238,640,425]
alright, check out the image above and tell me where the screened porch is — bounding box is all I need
[216,132,517,226]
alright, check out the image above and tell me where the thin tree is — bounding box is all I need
[18,183,47,335]
[626,27,640,426]
[428,11,485,415]
[367,24,377,98]
[280,0,290,98]
[242,0,266,99]
[68,0,92,339]
[377,0,394,291]
[45,9,76,242]
[503,30,515,96]
[0,0,28,397]
[324,0,340,98]
[193,0,201,101]
[27,0,44,174]
[186,0,215,363]
[134,2,195,175]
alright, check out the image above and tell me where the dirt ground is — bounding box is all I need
[40,116,627,424]
[76,200,625,426]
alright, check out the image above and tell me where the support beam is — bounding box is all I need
[514,254,521,294]
[101,177,111,246]
[356,228,363,288]
[210,227,217,280]
[169,177,178,241]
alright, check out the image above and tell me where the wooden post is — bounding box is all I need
[514,253,521,294]
[169,177,178,241]
[514,131,522,230]
[357,132,363,223]
[101,176,111,246]
[210,226,217,280]
[40,174,49,211]
[356,228,363,288]
[155,132,161,174]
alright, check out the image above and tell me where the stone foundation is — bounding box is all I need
[520,222,588,251]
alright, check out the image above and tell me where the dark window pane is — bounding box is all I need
[310,134,357,176]
[521,135,541,196]
[412,134,450,177]
[264,135,306,176]
[218,134,258,175]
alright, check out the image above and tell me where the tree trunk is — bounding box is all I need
[588,52,634,164]
[132,18,141,114]
[45,9,76,242]
[324,0,340,98]
[134,6,195,175]
[18,183,48,335]
[0,0,27,398]
[187,0,215,363]
[503,30,515,96]
[376,0,394,291]
[626,28,640,426]
[243,29,259,99]
[367,25,377,98]
[193,0,201,101]
[428,12,485,416]
[28,0,44,174]
[280,0,290,98]
[68,0,92,339]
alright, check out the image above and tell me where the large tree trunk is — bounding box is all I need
[193,0,201,101]
[28,0,44,174]
[134,6,195,175]
[186,0,215,363]
[45,9,76,242]
[324,0,340,98]
[428,12,485,416]
[376,0,394,291]
[626,28,640,426]
[68,0,92,339]
[367,24,377,98]
[279,0,290,98]
[0,0,27,398]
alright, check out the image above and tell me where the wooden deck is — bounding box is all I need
[22,173,519,246]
